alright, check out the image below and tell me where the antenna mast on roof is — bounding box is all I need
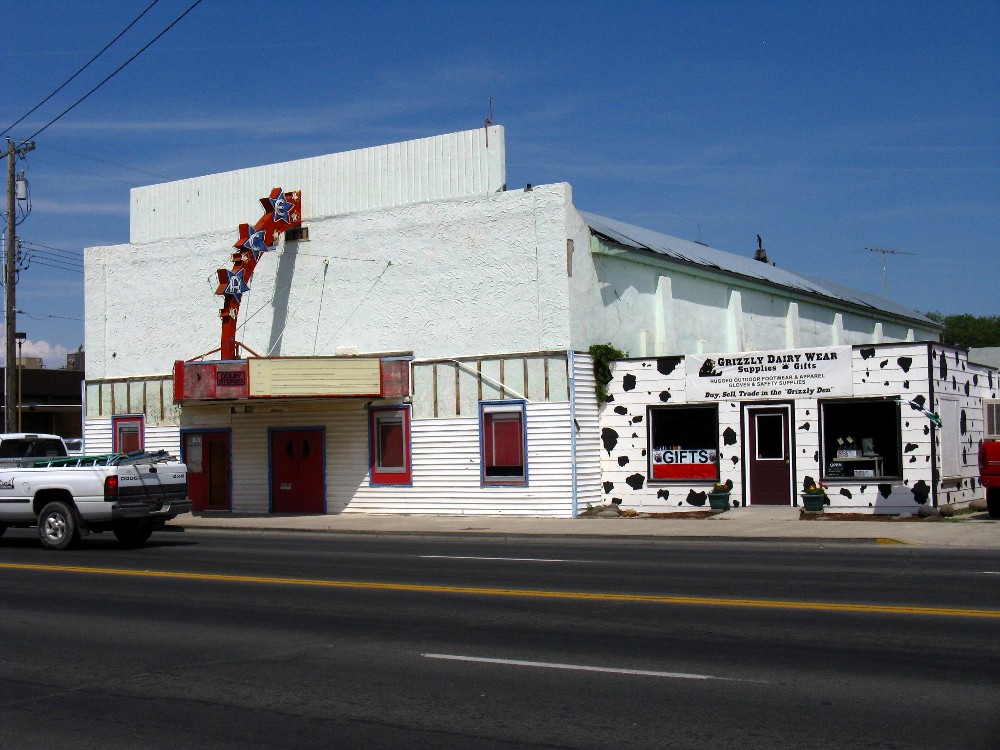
[865,247,914,297]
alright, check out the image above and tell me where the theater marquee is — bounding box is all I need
[685,346,853,403]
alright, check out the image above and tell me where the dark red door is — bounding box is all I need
[746,407,792,506]
[271,429,325,513]
[184,431,231,512]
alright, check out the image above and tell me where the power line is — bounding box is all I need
[24,0,206,143]
[29,156,138,186]
[1,0,162,139]
[19,239,81,257]
[21,258,83,274]
[16,308,83,322]
[41,144,169,180]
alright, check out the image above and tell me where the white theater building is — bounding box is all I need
[83,126,994,516]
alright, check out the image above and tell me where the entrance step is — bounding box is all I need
[711,505,801,521]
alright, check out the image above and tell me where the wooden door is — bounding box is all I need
[745,406,793,506]
[270,429,325,513]
[184,431,231,512]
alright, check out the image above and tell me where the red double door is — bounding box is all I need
[271,429,325,513]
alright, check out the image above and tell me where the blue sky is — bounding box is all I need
[3,0,997,366]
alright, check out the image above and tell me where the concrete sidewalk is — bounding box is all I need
[174,507,1000,549]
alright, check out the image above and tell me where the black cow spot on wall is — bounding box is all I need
[647,392,651,396]
[723,427,738,446]
[911,480,930,505]
[952,376,957,391]
[614,406,628,415]
[799,422,811,431]
[731,456,740,465]
[878,484,893,498]
[884,381,889,387]
[908,456,917,463]
[611,497,622,505]
[897,357,912,372]
[642,449,647,456]
[879,359,888,369]
[622,374,637,392]
[860,347,876,359]
[631,415,643,424]
[973,374,979,386]
[814,451,820,462]
[603,481,614,494]
[962,447,967,464]
[960,410,967,435]
[939,354,948,380]
[626,473,645,490]
[632,433,638,438]
[656,357,682,376]
[839,488,853,499]
[964,381,970,396]
[923,425,930,435]
[860,485,868,492]
[686,490,706,507]
[605,394,615,402]
[618,456,630,467]
[601,428,619,455]
[657,489,670,501]
[903,380,909,389]
[659,391,672,402]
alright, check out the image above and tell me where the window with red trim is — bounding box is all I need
[480,401,527,485]
[368,406,412,485]
[112,415,145,453]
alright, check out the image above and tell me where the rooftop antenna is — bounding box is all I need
[865,247,914,297]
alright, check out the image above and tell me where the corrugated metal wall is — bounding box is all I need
[571,353,602,513]
[130,127,506,244]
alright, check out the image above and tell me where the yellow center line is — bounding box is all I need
[3,562,998,619]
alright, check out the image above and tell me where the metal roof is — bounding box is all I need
[580,211,938,327]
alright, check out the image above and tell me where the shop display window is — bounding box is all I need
[480,401,527,485]
[647,405,719,481]
[820,399,901,480]
[368,406,412,485]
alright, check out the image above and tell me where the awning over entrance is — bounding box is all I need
[173,355,411,403]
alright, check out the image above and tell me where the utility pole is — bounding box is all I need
[4,138,35,433]
[865,246,914,298]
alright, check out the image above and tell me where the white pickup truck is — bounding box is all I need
[0,433,192,550]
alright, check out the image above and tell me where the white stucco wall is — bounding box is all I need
[86,183,575,379]
[567,233,939,358]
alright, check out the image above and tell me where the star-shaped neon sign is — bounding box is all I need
[270,188,293,223]
[223,268,250,303]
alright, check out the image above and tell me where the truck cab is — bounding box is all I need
[0,433,69,469]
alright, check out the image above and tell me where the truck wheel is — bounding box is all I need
[113,520,154,547]
[38,501,79,550]
[988,489,1000,519]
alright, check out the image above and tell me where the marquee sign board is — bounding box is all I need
[685,345,853,403]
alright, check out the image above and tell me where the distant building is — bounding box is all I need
[66,347,85,371]
[0,366,84,438]
[82,126,993,516]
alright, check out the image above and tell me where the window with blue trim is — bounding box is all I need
[480,401,527,485]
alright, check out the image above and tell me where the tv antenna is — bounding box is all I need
[865,247,914,297]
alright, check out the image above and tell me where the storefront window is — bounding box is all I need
[647,405,719,481]
[820,399,901,480]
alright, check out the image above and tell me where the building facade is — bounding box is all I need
[83,126,990,516]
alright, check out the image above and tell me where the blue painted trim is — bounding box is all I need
[179,427,233,511]
[478,399,529,487]
[266,425,327,513]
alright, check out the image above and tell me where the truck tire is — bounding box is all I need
[113,519,154,547]
[988,488,1000,519]
[38,501,79,550]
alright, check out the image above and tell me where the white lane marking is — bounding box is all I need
[419,555,588,563]
[421,653,762,682]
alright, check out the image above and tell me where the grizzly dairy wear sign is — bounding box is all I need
[685,346,853,402]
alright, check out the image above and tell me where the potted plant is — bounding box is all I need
[801,481,829,513]
[708,479,734,511]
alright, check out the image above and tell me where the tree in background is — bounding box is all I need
[925,312,1000,348]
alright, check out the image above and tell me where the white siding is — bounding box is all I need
[130,127,506,243]
[571,353,602,513]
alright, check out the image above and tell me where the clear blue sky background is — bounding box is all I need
[3,0,997,366]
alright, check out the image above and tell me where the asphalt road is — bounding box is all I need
[2,528,999,749]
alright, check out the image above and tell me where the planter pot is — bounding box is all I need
[801,494,826,513]
[708,492,731,511]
